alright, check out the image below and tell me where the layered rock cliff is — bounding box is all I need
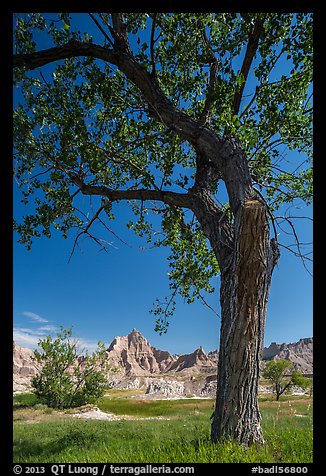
[13,341,38,392]
[105,328,175,375]
[105,328,216,376]
[262,337,313,374]
[13,330,313,393]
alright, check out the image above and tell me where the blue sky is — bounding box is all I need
[13,197,312,355]
[13,13,313,355]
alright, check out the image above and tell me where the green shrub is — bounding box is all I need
[32,326,110,409]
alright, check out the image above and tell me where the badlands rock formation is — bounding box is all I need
[146,379,185,398]
[13,330,313,395]
[13,341,38,392]
[167,346,216,375]
[262,338,313,374]
[106,328,175,375]
[105,328,216,377]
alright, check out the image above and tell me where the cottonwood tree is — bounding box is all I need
[13,13,312,445]
[263,360,311,401]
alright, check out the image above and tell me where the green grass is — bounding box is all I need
[97,395,214,417]
[13,392,313,463]
[13,392,39,409]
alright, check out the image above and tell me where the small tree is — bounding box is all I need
[31,326,109,409]
[263,359,310,401]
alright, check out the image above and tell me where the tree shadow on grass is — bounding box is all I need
[13,404,32,410]
[13,394,38,410]
[14,430,100,462]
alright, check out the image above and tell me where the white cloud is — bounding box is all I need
[13,328,41,350]
[75,337,105,355]
[38,325,58,332]
[23,311,48,323]
[14,327,46,336]
[14,322,105,355]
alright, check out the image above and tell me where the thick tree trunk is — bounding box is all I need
[211,199,279,445]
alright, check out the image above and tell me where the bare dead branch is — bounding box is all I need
[255,181,298,202]
[68,199,112,261]
[275,216,313,276]
[197,291,220,319]
[96,214,131,247]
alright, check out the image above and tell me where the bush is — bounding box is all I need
[31,326,110,409]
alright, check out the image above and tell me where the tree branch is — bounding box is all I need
[232,15,265,117]
[95,144,160,191]
[13,39,202,144]
[110,13,132,54]
[13,40,115,70]
[12,38,220,150]
[13,37,254,213]
[66,172,192,209]
[275,216,313,276]
[88,13,114,47]
[84,185,192,208]
[149,13,157,77]
[197,291,220,319]
[199,27,219,125]
[69,199,118,261]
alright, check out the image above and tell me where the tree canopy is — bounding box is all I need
[13,13,313,331]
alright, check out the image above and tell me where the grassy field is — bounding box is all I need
[13,391,313,463]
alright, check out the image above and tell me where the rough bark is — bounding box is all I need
[211,198,280,445]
